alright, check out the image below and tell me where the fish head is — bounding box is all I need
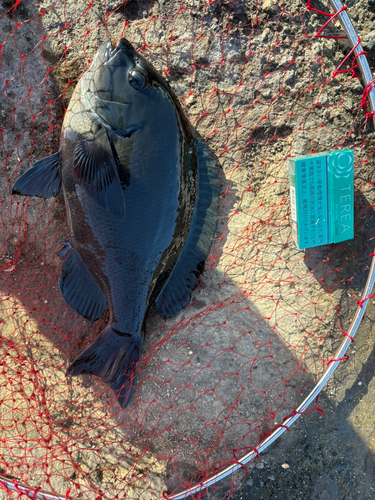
[81,38,172,138]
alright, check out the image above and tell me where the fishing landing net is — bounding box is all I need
[1,0,375,498]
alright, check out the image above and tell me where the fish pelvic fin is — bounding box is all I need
[67,326,142,408]
[12,151,61,198]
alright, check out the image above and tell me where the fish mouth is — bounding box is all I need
[105,38,135,63]
[113,38,135,54]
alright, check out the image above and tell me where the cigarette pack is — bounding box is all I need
[288,150,354,250]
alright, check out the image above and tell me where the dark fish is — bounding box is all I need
[12,38,220,408]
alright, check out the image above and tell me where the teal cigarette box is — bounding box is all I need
[326,150,354,243]
[288,150,354,250]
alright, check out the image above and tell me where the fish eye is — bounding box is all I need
[128,68,148,90]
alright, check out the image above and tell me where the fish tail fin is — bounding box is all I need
[67,326,142,408]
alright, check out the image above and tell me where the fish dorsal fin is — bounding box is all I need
[12,151,61,198]
[155,139,221,319]
[74,140,126,219]
[58,239,107,323]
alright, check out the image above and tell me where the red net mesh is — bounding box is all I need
[1,0,374,498]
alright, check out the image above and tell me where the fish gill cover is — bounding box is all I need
[0,0,375,499]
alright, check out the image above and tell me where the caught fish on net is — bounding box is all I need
[12,35,221,411]
[1,0,375,499]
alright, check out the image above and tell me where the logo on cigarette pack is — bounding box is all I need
[328,152,353,179]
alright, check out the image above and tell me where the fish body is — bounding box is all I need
[12,39,220,407]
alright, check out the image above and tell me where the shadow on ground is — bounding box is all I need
[223,299,375,500]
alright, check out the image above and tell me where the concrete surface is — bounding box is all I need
[1,0,375,499]
[221,299,375,500]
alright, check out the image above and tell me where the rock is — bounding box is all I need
[361,30,375,51]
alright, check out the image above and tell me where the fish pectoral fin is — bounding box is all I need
[12,151,61,198]
[58,240,107,323]
[74,140,126,219]
[155,139,221,319]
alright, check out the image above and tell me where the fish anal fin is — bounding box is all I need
[155,139,221,319]
[74,140,126,219]
[12,151,61,199]
[58,240,107,323]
